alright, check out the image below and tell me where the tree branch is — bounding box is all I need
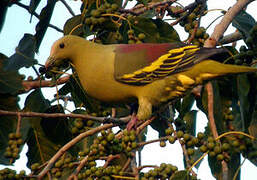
[37,123,116,179]
[120,0,177,16]
[0,109,130,125]
[205,0,254,47]
[22,76,70,92]
[218,31,243,45]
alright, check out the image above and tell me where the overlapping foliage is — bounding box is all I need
[0,0,257,179]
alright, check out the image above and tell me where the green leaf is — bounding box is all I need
[170,170,193,180]
[249,110,257,139]
[0,70,23,94]
[63,15,84,36]
[189,149,203,169]
[29,0,41,20]
[0,94,20,164]
[208,155,222,179]
[29,0,41,14]
[26,128,61,167]
[232,10,256,39]
[183,110,197,136]
[130,17,160,43]
[180,94,195,118]
[0,53,23,94]
[227,153,241,180]
[4,34,37,71]
[150,106,172,137]
[41,105,72,146]
[152,19,180,43]
[34,0,57,51]
[0,1,8,32]
[119,17,180,44]
[237,75,252,130]
[201,82,224,134]
[58,75,100,112]
[23,89,55,167]
[247,110,257,166]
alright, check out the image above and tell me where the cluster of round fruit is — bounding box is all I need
[4,133,22,162]
[74,130,127,179]
[127,29,146,44]
[71,117,95,135]
[121,129,137,156]
[76,130,120,160]
[234,25,257,65]
[0,168,26,180]
[77,165,123,180]
[51,156,74,179]
[84,3,120,30]
[199,135,254,162]
[141,163,178,180]
[246,24,257,49]
[169,4,209,46]
[222,100,234,122]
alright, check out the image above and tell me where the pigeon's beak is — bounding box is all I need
[45,56,55,70]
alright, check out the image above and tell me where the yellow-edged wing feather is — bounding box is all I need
[116,45,200,85]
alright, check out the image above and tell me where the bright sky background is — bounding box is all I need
[0,0,257,179]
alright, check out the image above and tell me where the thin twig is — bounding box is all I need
[16,112,21,134]
[138,136,169,147]
[37,123,115,179]
[120,0,177,16]
[0,109,130,125]
[137,165,158,172]
[14,2,63,33]
[103,154,121,168]
[60,0,75,16]
[22,75,70,92]
[68,155,89,180]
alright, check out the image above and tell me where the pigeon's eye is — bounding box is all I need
[59,43,65,49]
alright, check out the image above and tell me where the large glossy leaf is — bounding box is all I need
[152,19,180,43]
[227,153,241,180]
[237,75,253,130]
[232,10,256,39]
[41,105,72,146]
[34,0,56,51]
[63,15,84,36]
[170,170,193,180]
[150,106,172,138]
[209,153,241,180]
[0,94,20,164]
[208,155,222,179]
[0,53,23,94]
[58,75,101,112]
[129,17,160,43]
[183,110,197,136]
[246,109,257,166]
[4,34,37,71]
[29,0,41,17]
[201,81,224,134]
[180,94,195,118]
[0,1,8,32]
[23,89,54,167]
